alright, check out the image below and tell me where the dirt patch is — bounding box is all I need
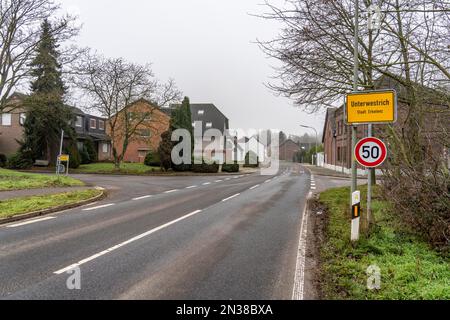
[303,194,328,300]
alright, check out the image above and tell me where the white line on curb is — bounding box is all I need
[54,209,203,274]
[292,191,312,300]
[132,195,153,201]
[222,193,240,202]
[82,203,115,211]
[7,216,56,228]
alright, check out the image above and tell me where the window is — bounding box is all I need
[206,122,212,128]
[77,141,84,151]
[138,150,148,158]
[1,113,11,126]
[75,116,83,127]
[90,118,97,129]
[138,129,151,137]
[99,120,105,130]
[19,113,26,126]
[102,143,109,153]
[198,110,204,115]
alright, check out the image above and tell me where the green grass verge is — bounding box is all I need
[0,168,84,191]
[319,185,450,300]
[73,162,160,174]
[0,189,102,219]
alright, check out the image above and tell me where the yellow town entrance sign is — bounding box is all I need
[345,90,397,124]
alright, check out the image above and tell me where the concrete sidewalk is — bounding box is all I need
[0,186,96,201]
[303,164,368,179]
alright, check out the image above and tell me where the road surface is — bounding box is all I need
[0,163,356,299]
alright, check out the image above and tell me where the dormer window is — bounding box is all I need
[206,122,212,128]
[198,110,204,115]
[75,116,83,127]
[90,118,97,129]
[99,120,105,130]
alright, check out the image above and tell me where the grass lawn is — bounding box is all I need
[73,162,160,174]
[0,168,84,191]
[318,185,450,300]
[0,189,102,219]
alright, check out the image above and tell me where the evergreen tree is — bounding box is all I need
[170,97,193,170]
[20,20,75,163]
[158,130,173,171]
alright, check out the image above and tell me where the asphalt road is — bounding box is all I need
[0,163,354,300]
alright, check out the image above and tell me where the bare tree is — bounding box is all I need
[74,53,182,168]
[259,0,450,246]
[0,0,79,111]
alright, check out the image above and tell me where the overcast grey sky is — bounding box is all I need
[60,0,326,138]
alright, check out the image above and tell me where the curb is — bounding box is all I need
[0,188,107,226]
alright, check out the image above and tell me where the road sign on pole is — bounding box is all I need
[345,90,397,125]
[354,137,387,168]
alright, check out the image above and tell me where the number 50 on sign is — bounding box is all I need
[354,137,387,168]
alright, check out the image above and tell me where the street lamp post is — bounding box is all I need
[300,125,318,166]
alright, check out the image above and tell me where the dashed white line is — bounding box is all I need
[132,195,153,201]
[186,185,197,189]
[265,179,272,183]
[164,189,178,194]
[82,203,115,211]
[215,180,223,183]
[222,193,240,202]
[54,209,203,275]
[250,185,260,190]
[202,182,211,186]
[6,216,56,228]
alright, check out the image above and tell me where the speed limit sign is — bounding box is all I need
[354,137,387,168]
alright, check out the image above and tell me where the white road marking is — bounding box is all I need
[311,187,316,190]
[54,209,203,275]
[186,185,197,189]
[164,189,178,194]
[7,216,56,228]
[250,185,260,190]
[132,195,152,201]
[82,203,115,211]
[265,179,272,183]
[233,176,240,179]
[222,193,240,202]
[215,180,223,183]
[202,182,211,186]
[292,192,312,300]
[225,178,231,181]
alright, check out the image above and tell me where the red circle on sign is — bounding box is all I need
[354,137,387,168]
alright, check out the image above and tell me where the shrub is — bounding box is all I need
[192,162,219,173]
[64,142,81,169]
[172,163,192,172]
[7,152,33,170]
[80,148,91,165]
[0,154,7,168]
[222,163,239,173]
[244,152,259,168]
[144,151,161,167]
[84,138,97,162]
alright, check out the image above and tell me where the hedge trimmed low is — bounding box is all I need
[192,162,219,173]
[222,163,239,173]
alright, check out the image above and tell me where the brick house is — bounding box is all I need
[109,99,170,163]
[0,93,111,162]
[279,139,301,161]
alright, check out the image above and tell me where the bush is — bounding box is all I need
[222,163,239,173]
[64,142,81,169]
[80,148,91,165]
[243,152,259,168]
[192,162,219,173]
[84,139,97,162]
[172,163,192,172]
[7,152,33,170]
[0,154,7,168]
[144,151,161,167]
